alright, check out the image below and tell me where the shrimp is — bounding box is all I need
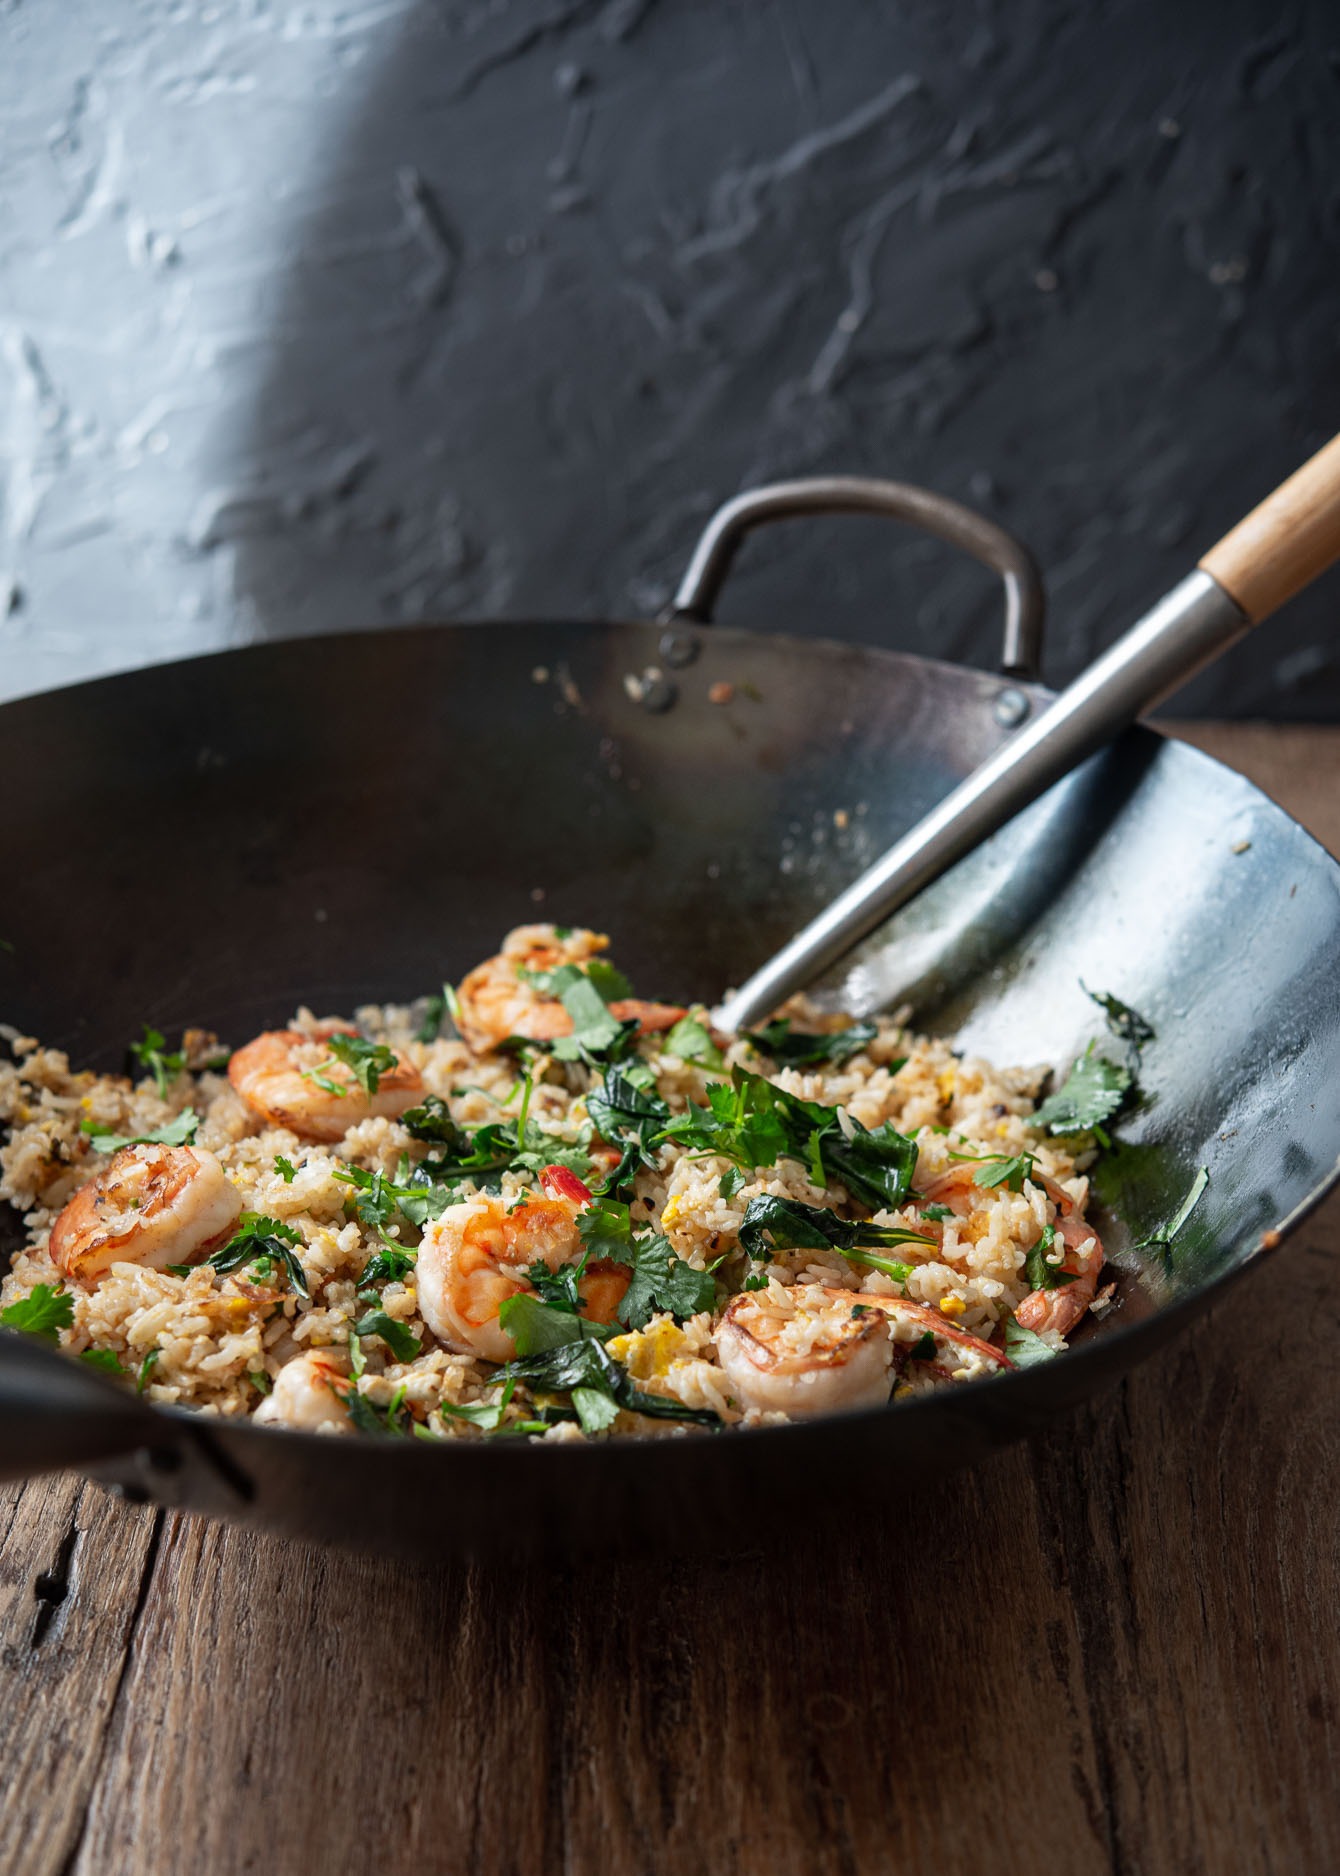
[49,1144,242,1286]
[1014,1172,1105,1337]
[717,1285,1012,1418]
[920,1162,1105,1340]
[455,923,686,1054]
[416,1164,629,1362]
[254,1350,351,1433]
[228,1022,423,1142]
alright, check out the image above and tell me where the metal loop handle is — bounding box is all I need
[662,476,1046,678]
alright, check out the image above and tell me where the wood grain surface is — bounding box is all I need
[1,724,1336,1876]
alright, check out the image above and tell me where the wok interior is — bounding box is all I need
[4,620,1339,1328]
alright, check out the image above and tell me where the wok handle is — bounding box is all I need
[662,476,1046,678]
[1199,432,1340,624]
[0,1329,168,1483]
[714,436,1340,1029]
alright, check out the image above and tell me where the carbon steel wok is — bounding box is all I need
[3,479,1339,1561]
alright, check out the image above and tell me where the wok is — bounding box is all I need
[3,476,1339,1561]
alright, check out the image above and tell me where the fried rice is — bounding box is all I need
[0,924,1105,1441]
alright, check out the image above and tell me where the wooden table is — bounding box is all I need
[2,725,1337,1876]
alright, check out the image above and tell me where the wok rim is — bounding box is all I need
[5,618,1339,1466]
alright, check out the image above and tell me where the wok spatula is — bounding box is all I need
[716,434,1340,1030]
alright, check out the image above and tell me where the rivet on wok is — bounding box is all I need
[993,686,1030,728]
[658,628,701,669]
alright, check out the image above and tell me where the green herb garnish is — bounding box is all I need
[1083,984,1155,1052]
[971,1153,1036,1193]
[743,1018,882,1068]
[737,1195,932,1275]
[81,1108,200,1153]
[80,1348,127,1375]
[137,1348,161,1393]
[208,1213,309,1298]
[305,1032,398,1098]
[129,1025,185,1098]
[1023,1223,1077,1291]
[1033,1044,1131,1137]
[0,1284,74,1341]
[354,1308,421,1364]
[275,1155,298,1183]
[1002,1317,1055,1367]
[663,1014,724,1069]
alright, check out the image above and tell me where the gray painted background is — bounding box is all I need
[1,0,1337,713]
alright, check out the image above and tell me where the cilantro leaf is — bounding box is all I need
[910,1330,937,1361]
[81,1108,200,1153]
[401,1094,461,1144]
[129,1025,185,1098]
[498,1291,612,1357]
[346,1380,413,1437]
[584,958,633,1001]
[137,1348,160,1393]
[208,1213,309,1298]
[719,1166,744,1201]
[1,1285,74,1341]
[660,1069,918,1212]
[545,967,631,1064]
[1003,1317,1056,1367]
[744,1019,881,1068]
[1083,983,1155,1051]
[576,1201,716,1329]
[80,1347,127,1375]
[437,1379,516,1431]
[360,1244,417,1285]
[309,1032,397,1098]
[417,984,457,1044]
[1134,1166,1210,1258]
[353,1308,421,1364]
[1033,1044,1131,1136]
[275,1155,298,1184]
[663,1015,724,1069]
[1023,1223,1077,1290]
[971,1153,1036,1193]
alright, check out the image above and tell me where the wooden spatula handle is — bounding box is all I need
[1200,432,1340,624]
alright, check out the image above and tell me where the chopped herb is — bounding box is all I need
[353,1308,421,1364]
[744,1018,880,1068]
[922,1204,953,1222]
[910,1330,937,1361]
[400,1093,459,1143]
[165,1263,193,1278]
[359,1244,417,1285]
[498,1290,612,1357]
[79,1348,126,1375]
[840,1247,914,1282]
[737,1194,932,1269]
[719,1166,744,1202]
[1033,1044,1131,1137]
[345,1379,413,1437]
[275,1155,298,1184]
[208,1213,309,1299]
[129,1025,185,1098]
[588,1068,670,1157]
[137,1348,161,1393]
[1083,983,1155,1052]
[742,1272,768,1291]
[1002,1317,1056,1367]
[249,1253,275,1284]
[663,1014,724,1069]
[0,1284,74,1341]
[436,1379,516,1432]
[305,1032,398,1098]
[248,1368,272,1395]
[335,1163,452,1238]
[570,1386,622,1435]
[576,1201,717,1329]
[584,958,633,1002]
[972,1153,1037,1193]
[497,1331,719,1428]
[526,1252,589,1316]
[418,983,458,1044]
[661,1070,918,1213]
[1134,1166,1211,1257]
[1023,1223,1077,1291]
[81,1108,200,1153]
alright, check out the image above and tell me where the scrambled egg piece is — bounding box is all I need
[607,1317,689,1382]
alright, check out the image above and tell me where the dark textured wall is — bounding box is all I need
[1,0,1337,712]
